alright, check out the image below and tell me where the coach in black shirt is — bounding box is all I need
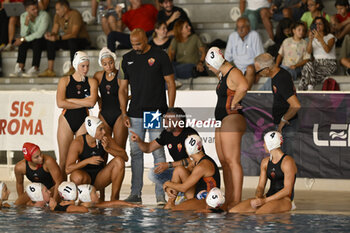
[254,53,301,157]
[130,108,201,193]
[157,0,194,36]
[119,28,176,205]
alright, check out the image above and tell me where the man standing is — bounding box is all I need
[9,0,50,77]
[119,28,176,204]
[38,0,90,77]
[157,0,193,36]
[225,17,264,89]
[254,53,301,157]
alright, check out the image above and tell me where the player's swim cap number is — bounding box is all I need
[210,51,215,59]
[30,186,35,192]
[189,138,196,146]
[270,132,275,138]
[88,120,91,127]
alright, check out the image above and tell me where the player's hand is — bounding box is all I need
[49,197,57,210]
[101,136,110,150]
[123,114,131,127]
[154,162,168,174]
[88,156,104,165]
[250,198,265,209]
[130,130,141,142]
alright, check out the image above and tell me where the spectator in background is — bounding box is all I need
[266,17,293,58]
[299,17,336,90]
[300,0,330,30]
[331,0,350,44]
[340,55,350,75]
[149,21,171,52]
[100,0,128,35]
[225,17,264,89]
[3,0,24,51]
[276,22,310,80]
[38,0,90,77]
[157,0,193,37]
[2,0,49,51]
[9,0,50,77]
[168,19,207,83]
[240,0,275,49]
[270,0,307,21]
[107,0,158,52]
[0,1,9,50]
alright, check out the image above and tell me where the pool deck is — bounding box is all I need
[4,181,350,215]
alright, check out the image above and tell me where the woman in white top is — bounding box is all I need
[299,16,337,90]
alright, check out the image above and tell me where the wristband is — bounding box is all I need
[281,116,289,124]
[168,162,173,168]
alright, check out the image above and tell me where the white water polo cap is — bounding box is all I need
[98,47,117,67]
[85,116,103,138]
[78,184,92,203]
[0,182,4,200]
[264,131,283,152]
[185,134,203,156]
[205,47,225,70]
[206,187,225,208]
[72,51,89,70]
[58,182,77,201]
[26,183,44,202]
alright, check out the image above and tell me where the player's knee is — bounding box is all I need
[111,156,125,170]
[70,172,84,185]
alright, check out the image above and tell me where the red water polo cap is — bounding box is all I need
[22,142,40,162]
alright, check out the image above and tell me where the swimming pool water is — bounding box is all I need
[1,207,350,232]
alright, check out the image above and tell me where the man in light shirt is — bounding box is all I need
[9,0,50,77]
[224,17,264,89]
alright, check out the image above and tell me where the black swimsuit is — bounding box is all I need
[63,75,90,133]
[266,154,295,200]
[25,160,54,189]
[79,134,107,185]
[215,67,243,121]
[195,155,221,196]
[99,71,121,128]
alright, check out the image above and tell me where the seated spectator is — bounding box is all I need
[168,19,207,81]
[157,0,193,37]
[224,17,264,89]
[38,0,90,77]
[301,0,330,30]
[276,22,310,80]
[340,56,350,75]
[9,0,50,77]
[100,0,128,35]
[0,1,9,51]
[299,17,336,90]
[267,17,293,58]
[107,0,158,52]
[270,0,307,21]
[149,20,171,52]
[240,0,275,49]
[3,0,24,51]
[2,0,49,51]
[331,0,350,44]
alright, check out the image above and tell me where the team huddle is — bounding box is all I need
[0,29,298,214]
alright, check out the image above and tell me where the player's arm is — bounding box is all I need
[163,164,205,193]
[255,158,268,198]
[45,155,63,201]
